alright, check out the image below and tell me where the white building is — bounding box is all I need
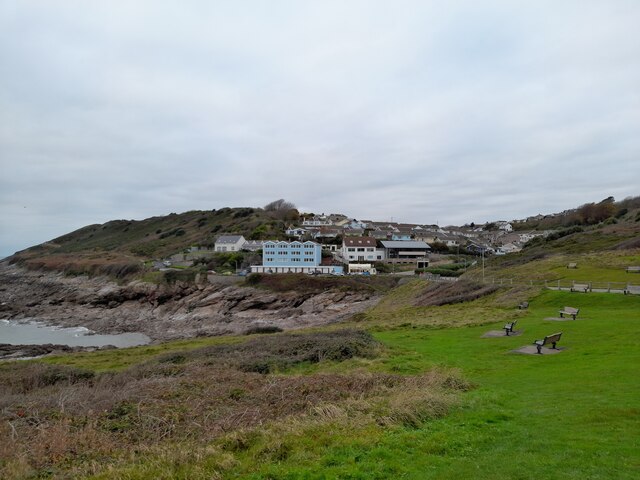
[342,237,385,262]
[214,235,246,252]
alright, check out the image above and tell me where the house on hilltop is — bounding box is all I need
[214,235,246,252]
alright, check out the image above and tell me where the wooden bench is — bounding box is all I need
[558,307,579,320]
[504,320,518,336]
[518,301,529,310]
[567,263,577,269]
[626,266,640,273]
[534,332,562,354]
[624,285,640,295]
[570,283,589,293]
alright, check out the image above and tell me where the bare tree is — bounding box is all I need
[264,199,296,212]
[264,199,299,222]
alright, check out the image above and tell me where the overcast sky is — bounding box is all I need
[1,1,639,257]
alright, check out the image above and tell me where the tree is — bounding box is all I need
[264,199,296,212]
[264,199,299,222]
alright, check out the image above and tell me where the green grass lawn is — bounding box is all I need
[21,289,640,479]
[218,290,640,479]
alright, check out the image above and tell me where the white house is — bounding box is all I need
[214,235,246,252]
[496,221,514,232]
[342,237,384,262]
[285,227,309,238]
[498,243,522,254]
[302,216,333,227]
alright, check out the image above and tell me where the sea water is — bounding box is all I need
[0,319,150,347]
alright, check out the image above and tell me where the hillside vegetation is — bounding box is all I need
[463,219,640,285]
[9,207,294,277]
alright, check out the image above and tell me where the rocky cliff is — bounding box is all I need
[0,263,381,341]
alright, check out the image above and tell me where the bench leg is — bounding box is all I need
[572,315,576,320]
[552,342,557,349]
[505,329,510,336]
[559,313,564,318]
[536,344,542,354]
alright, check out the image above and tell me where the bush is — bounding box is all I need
[0,364,95,394]
[415,268,464,277]
[414,281,499,306]
[244,325,283,335]
[163,269,197,284]
[192,330,381,373]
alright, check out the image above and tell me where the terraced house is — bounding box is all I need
[251,240,343,274]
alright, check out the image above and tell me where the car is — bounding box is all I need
[331,271,344,276]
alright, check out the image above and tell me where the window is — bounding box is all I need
[347,248,355,252]
[292,251,300,255]
[357,248,365,252]
[366,248,374,252]
[305,251,314,255]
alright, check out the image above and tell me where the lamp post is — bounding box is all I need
[481,248,485,282]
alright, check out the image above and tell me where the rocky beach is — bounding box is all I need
[0,262,381,348]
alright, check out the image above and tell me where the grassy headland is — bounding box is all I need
[2,284,639,479]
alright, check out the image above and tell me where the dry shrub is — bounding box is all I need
[245,273,398,294]
[180,329,382,373]
[414,281,499,307]
[615,236,640,250]
[380,389,453,428]
[0,331,469,478]
[0,363,94,395]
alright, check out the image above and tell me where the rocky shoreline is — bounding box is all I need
[0,262,381,343]
[0,343,117,361]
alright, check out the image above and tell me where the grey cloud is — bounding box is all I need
[1,1,639,257]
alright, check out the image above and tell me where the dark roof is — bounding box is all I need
[343,237,377,247]
[215,235,244,244]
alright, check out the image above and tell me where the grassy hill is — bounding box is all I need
[8,207,294,277]
[463,214,640,286]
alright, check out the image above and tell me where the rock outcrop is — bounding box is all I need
[0,263,380,341]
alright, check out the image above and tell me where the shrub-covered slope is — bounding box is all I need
[8,207,294,276]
